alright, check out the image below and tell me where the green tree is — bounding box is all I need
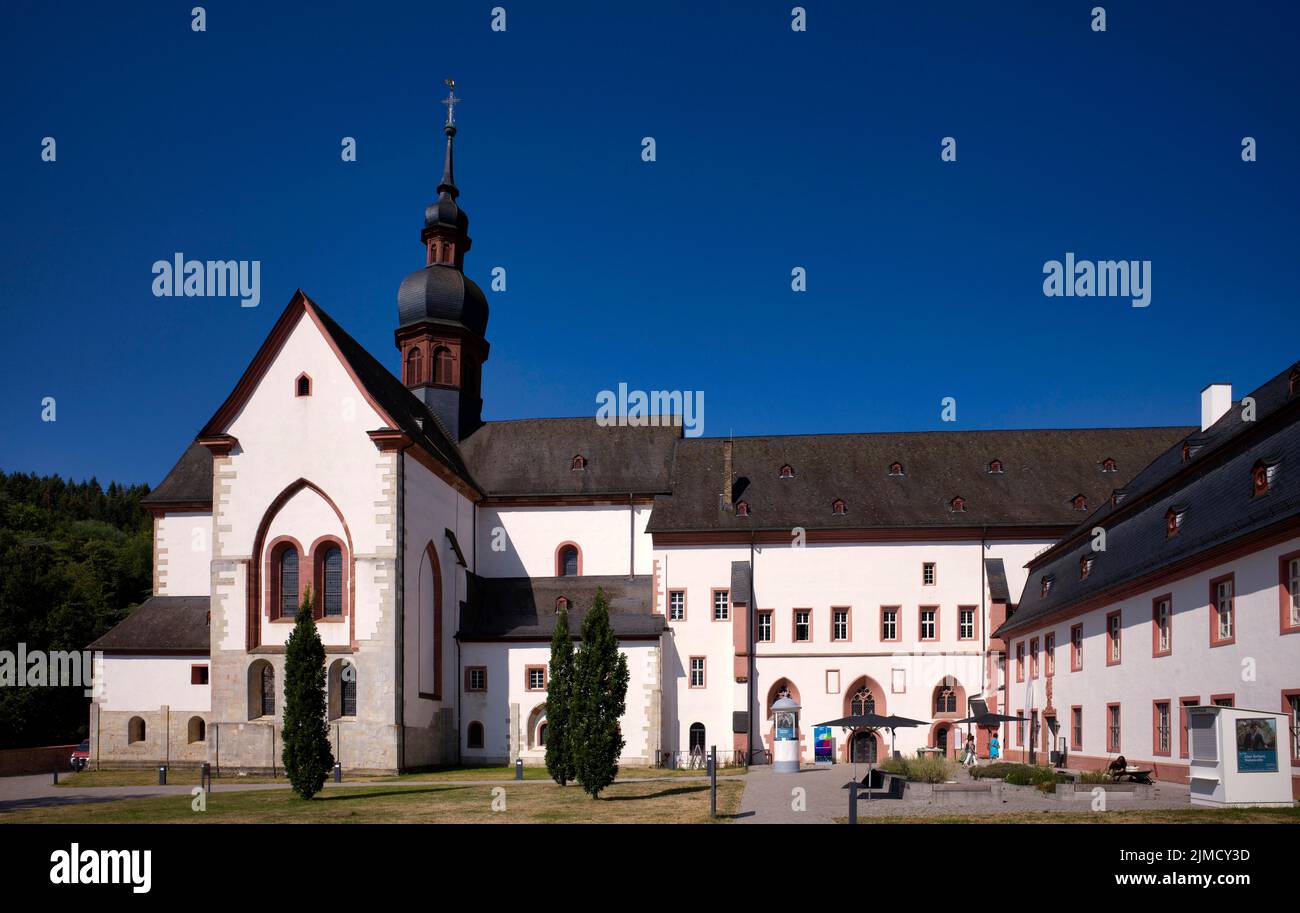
[281,585,334,798]
[544,606,575,785]
[571,587,629,798]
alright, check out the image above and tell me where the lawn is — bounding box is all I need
[846,806,1300,824]
[8,779,746,824]
[59,764,745,788]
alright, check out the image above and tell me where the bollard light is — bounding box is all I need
[333,763,342,783]
[158,765,167,786]
[515,758,524,781]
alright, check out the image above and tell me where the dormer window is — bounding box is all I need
[736,500,750,518]
[1071,494,1088,511]
[1102,458,1117,473]
[295,373,312,397]
[1041,575,1054,597]
[831,498,847,515]
[1166,507,1185,538]
[779,464,794,479]
[988,459,1004,474]
[1252,460,1278,497]
[1110,489,1125,507]
[949,496,966,512]
[1080,555,1094,580]
[571,454,587,472]
[556,596,569,612]
[888,462,904,477]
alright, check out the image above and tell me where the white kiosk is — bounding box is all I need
[1187,705,1294,808]
[772,696,801,773]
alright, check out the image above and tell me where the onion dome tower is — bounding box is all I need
[396,80,489,440]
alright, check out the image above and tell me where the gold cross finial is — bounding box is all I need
[442,78,461,127]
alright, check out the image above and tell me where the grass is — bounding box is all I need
[59,763,744,788]
[968,763,1072,792]
[4,779,746,824]
[879,755,959,783]
[847,806,1300,824]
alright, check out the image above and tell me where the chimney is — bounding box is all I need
[1200,383,1232,431]
[721,439,733,510]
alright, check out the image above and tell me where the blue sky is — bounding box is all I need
[1,1,1297,487]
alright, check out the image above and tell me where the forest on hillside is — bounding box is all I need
[0,472,153,748]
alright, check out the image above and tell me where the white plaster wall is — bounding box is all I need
[475,504,653,578]
[156,512,212,597]
[402,453,476,728]
[460,640,659,763]
[1004,534,1300,765]
[259,486,350,647]
[98,655,211,712]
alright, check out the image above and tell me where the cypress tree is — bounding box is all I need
[572,587,629,798]
[281,585,334,798]
[544,606,575,785]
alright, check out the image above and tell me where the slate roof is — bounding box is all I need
[731,561,752,604]
[985,558,1010,603]
[996,361,1300,637]
[459,418,680,497]
[646,428,1189,533]
[460,574,666,641]
[88,596,211,653]
[141,442,212,506]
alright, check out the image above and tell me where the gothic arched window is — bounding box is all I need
[433,346,454,385]
[320,546,343,617]
[851,687,875,716]
[275,544,299,619]
[406,346,424,385]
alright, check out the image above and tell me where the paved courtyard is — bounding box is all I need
[735,764,1194,824]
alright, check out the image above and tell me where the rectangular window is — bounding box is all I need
[1153,596,1172,656]
[1044,633,1056,676]
[1016,710,1025,747]
[1070,624,1083,671]
[191,665,209,685]
[1108,704,1121,752]
[465,667,487,692]
[1213,694,1234,707]
[1107,611,1122,664]
[1015,642,1025,682]
[958,606,975,640]
[1029,638,1039,677]
[1211,575,1235,645]
[922,562,936,586]
[1179,697,1199,759]
[919,607,937,641]
[881,607,898,641]
[1154,701,1171,755]
[832,608,850,642]
[668,590,685,621]
[1287,556,1300,630]
[757,610,772,643]
[1288,694,1300,759]
[794,609,811,642]
[1071,707,1082,751]
[526,665,547,691]
[713,589,730,622]
[689,656,706,688]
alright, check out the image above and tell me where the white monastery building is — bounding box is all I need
[86,113,1300,797]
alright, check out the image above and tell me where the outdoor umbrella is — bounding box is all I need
[951,712,1026,762]
[879,715,928,761]
[816,717,899,785]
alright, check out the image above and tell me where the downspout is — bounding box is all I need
[748,532,756,761]
[457,495,472,766]
[395,449,406,771]
[629,492,635,577]
[980,526,987,699]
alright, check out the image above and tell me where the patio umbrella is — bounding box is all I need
[879,715,928,761]
[815,714,895,782]
[950,712,1026,761]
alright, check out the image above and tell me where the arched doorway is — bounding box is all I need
[931,722,953,756]
[850,730,880,763]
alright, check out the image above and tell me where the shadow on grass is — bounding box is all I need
[314,785,472,803]
[598,785,709,802]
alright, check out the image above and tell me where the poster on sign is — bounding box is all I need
[814,726,833,764]
[1235,718,1278,772]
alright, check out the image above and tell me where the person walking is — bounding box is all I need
[961,733,978,767]
[989,731,1001,761]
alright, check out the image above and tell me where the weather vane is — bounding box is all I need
[442,78,461,128]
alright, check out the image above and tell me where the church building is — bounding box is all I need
[86,105,1300,793]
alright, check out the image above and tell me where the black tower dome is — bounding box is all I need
[395,81,489,441]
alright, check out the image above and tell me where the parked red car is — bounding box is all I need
[70,740,90,771]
